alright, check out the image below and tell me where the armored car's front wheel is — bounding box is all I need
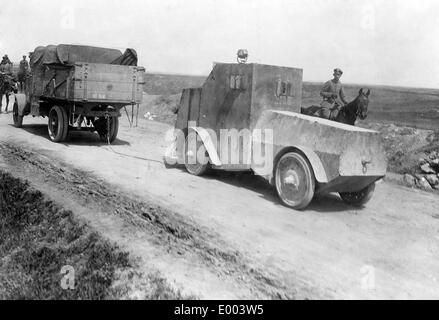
[275,151,315,210]
[48,105,69,142]
[339,182,376,207]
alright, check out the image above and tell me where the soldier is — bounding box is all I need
[319,68,348,120]
[18,55,29,91]
[0,55,13,74]
[0,55,14,113]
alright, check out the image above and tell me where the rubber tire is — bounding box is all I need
[275,151,315,210]
[97,116,119,143]
[184,134,209,176]
[108,116,119,143]
[13,101,23,128]
[48,105,68,142]
[339,182,376,207]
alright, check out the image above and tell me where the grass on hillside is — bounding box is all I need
[0,171,186,300]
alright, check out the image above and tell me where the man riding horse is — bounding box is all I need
[301,68,370,126]
[319,68,348,120]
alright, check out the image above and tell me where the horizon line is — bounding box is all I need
[145,70,439,91]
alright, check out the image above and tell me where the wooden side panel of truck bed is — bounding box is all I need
[30,63,145,105]
[72,63,145,104]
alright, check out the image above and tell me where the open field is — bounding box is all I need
[304,83,439,130]
[141,73,439,130]
[143,73,206,95]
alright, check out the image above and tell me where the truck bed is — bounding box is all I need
[30,62,145,105]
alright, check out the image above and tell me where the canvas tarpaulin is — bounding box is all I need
[30,44,138,68]
[110,48,138,66]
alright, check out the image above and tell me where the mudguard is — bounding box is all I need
[189,125,222,166]
[292,146,329,183]
[14,94,27,116]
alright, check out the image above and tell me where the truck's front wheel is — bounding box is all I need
[48,105,69,142]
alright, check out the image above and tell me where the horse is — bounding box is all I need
[301,88,370,126]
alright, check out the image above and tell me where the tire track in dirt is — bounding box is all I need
[0,142,310,299]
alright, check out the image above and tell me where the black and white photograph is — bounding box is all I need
[0,0,438,304]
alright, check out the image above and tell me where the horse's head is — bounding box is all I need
[356,88,370,120]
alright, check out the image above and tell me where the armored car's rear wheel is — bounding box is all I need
[339,182,376,207]
[184,133,210,176]
[275,151,315,210]
[48,105,68,142]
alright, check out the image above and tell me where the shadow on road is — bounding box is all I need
[308,193,354,213]
[171,168,356,213]
[9,123,130,146]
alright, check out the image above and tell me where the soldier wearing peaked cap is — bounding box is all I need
[319,68,348,120]
[18,55,29,91]
[0,55,13,74]
[0,54,15,113]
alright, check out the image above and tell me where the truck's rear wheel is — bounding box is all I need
[13,101,23,128]
[96,116,119,143]
[275,151,315,210]
[184,133,209,176]
[339,182,376,207]
[48,105,68,142]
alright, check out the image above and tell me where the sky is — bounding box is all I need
[0,0,438,88]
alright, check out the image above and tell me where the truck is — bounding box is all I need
[168,61,387,210]
[13,44,145,143]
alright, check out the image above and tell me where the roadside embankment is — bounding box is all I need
[0,171,184,299]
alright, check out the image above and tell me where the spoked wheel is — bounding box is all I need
[48,105,68,142]
[184,132,210,176]
[339,182,376,207]
[95,116,119,143]
[13,101,23,128]
[275,151,315,210]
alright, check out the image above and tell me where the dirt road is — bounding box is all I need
[1,110,438,299]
